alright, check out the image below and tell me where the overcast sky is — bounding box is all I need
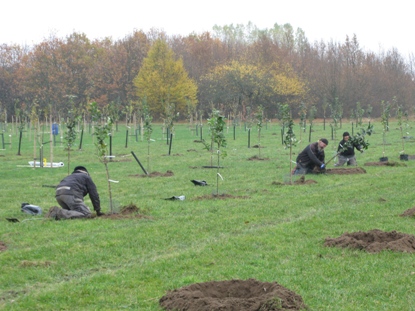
[2,0,413,56]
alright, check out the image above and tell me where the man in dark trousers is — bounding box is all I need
[47,166,104,219]
[294,138,328,174]
[335,132,363,166]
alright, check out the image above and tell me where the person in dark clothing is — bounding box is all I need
[294,138,328,174]
[335,132,363,166]
[47,166,104,219]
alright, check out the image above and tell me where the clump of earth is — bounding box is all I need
[0,241,7,252]
[101,203,147,220]
[324,229,415,253]
[159,278,307,311]
[400,207,415,217]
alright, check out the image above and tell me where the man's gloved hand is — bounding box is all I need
[320,164,325,169]
[96,210,105,217]
[360,149,364,153]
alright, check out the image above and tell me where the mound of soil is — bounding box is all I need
[248,155,270,161]
[101,204,148,220]
[120,204,140,215]
[159,279,307,311]
[400,207,415,217]
[324,229,415,253]
[0,241,7,252]
[325,167,366,174]
[130,170,174,178]
[364,161,407,167]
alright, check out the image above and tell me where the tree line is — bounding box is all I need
[1,22,414,124]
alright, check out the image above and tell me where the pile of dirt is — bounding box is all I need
[325,167,366,174]
[0,241,7,252]
[130,170,174,178]
[324,229,415,253]
[101,204,148,220]
[400,207,415,217]
[120,204,140,215]
[159,279,307,311]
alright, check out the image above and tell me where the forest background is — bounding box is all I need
[0,22,414,124]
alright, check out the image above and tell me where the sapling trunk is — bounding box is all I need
[400,126,405,153]
[289,144,293,184]
[216,151,220,195]
[104,161,113,213]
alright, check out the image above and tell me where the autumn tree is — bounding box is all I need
[133,39,198,118]
[200,60,307,118]
[200,61,272,118]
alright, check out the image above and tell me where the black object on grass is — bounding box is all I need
[191,180,208,186]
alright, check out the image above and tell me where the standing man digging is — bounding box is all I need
[335,132,363,166]
[47,166,105,220]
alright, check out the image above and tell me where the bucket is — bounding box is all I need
[400,154,409,161]
[379,157,388,162]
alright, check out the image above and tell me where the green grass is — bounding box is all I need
[1,120,415,310]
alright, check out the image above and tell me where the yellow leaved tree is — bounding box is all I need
[133,39,197,118]
[200,60,308,118]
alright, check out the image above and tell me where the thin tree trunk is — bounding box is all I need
[104,161,113,213]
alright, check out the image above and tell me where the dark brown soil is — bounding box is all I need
[159,279,307,311]
[130,170,174,177]
[400,207,415,217]
[364,161,407,167]
[325,167,366,174]
[101,204,149,220]
[0,241,7,252]
[248,155,270,161]
[324,229,415,253]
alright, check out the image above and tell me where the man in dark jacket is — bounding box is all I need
[335,132,363,166]
[294,138,328,174]
[47,166,104,219]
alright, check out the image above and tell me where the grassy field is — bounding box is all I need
[1,119,415,310]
